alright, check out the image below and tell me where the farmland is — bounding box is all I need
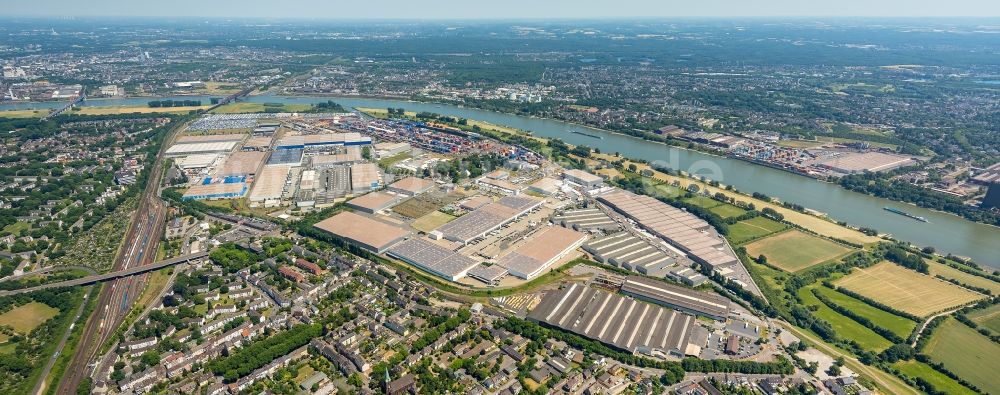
[744,229,853,272]
[811,286,917,339]
[835,262,985,317]
[926,260,1000,295]
[967,303,1000,333]
[892,360,977,395]
[727,216,787,245]
[923,318,1000,395]
[796,285,893,351]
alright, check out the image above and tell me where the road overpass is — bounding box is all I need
[0,251,208,296]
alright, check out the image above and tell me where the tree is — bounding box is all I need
[140,350,161,366]
[76,377,93,395]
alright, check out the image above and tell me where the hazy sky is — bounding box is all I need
[4,0,1000,19]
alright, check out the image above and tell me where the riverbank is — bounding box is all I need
[1,93,995,266]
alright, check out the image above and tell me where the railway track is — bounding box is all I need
[53,118,185,395]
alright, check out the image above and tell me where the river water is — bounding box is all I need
[4,94,998,268]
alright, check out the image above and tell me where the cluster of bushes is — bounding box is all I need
[312,100,346,112]
[884,246,929,273]
[208,243,259,273]
[410,309,470,352]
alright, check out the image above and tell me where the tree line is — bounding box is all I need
[148,100,202,108]
[207,323,321,382]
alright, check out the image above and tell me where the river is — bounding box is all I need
[4,94,998,268]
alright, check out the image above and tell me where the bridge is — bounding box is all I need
[204,86,257,112]
[44,89,87,119]
[0,251,208,296]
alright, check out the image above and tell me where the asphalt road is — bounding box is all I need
[0,251,206,296]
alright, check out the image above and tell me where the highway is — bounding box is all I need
[0,251,207,296]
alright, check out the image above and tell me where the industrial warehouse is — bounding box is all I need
[553,207,620,232]
[498,226,587,280]
[620,275,731,321]
[386,238,481,281]
[582,232,679,278]
[435,195,544,245]
[597,190,739,269]
[313,211,410,253]
[527,283,696,358]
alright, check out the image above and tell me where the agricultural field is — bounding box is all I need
[0,301,59,333]
[926,260,1000,295]
[967,303,1000,334]
[892,360,977,395]
[411,211,457,233]
[811,286,917,339]
[797,285,893,351]
[923,318,1000,395]
[744,229,852,272]
[708,203,746,219]
[835,262,985,317]
[727,216,787,244]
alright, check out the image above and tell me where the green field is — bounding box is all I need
[727,216,787,244]
[411,211,456,233]
[377,152,411,168]
[923,318,1000,395]
[927,260,1000,295]
[2,221,30,235]
[682,195,720,209]
[967,303,1000,334]
[812,286,917,339]
[892,360,977,395]
[0,302,59,333]
[797,285,893,351]
[745,229,852,272]
[836,262,984,317]
[708,203,746,219]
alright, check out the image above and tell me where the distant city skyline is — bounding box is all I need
[3,0,1000,19]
